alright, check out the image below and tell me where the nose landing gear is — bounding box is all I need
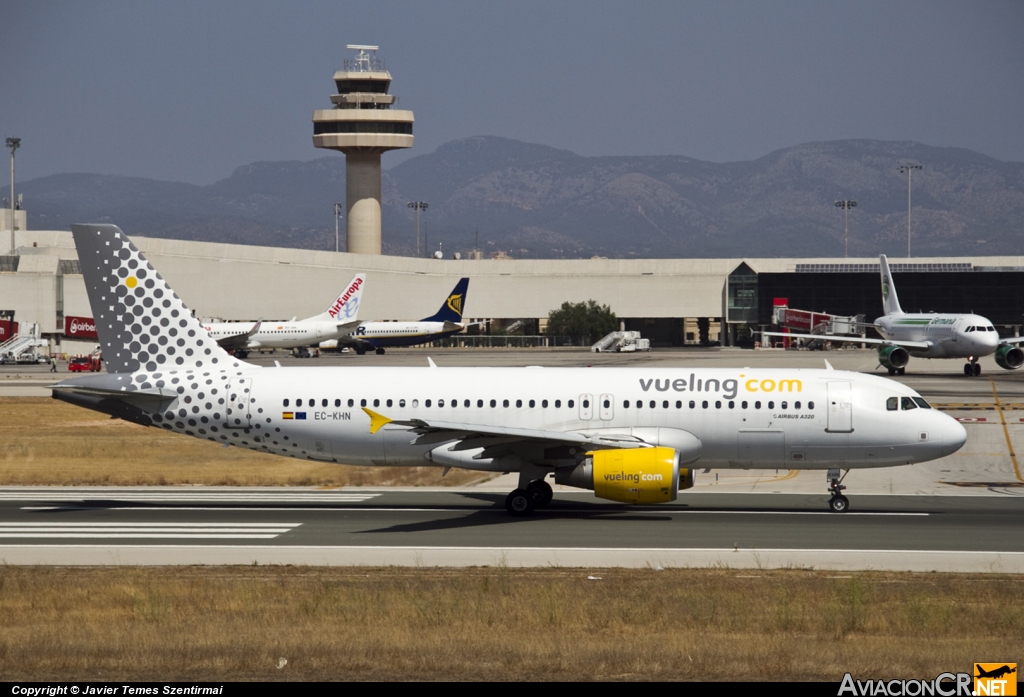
[963,357,981,376]
[827,468,850,512]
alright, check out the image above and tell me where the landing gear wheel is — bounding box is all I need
[964,363,972,376]
[355,348,366,356]
[827,468,850,513]
[973,363,981,377]
[897,367,905,375]
[506,489,535,516]
[234,350,249,359]
[526,480,553,508]
[887,367,896,376]
[829,495,850,513]
[375,348,386,355]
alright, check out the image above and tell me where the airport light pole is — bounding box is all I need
[835,200,857,258]
[407,201,429,257]
[334,202,343,253]
[898,164,922,258]
[6,137,19,255]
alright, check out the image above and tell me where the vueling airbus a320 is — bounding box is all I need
[53,225,966,514]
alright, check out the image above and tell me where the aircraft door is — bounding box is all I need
[579,394,593,421]
[826,381,854,433]
[225,377,254,429]
[599,393,614,421]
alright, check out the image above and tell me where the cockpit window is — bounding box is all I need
[912,397,932,409]
[886,397,898,411]
[966,326,975,332]
[901,397,917,410]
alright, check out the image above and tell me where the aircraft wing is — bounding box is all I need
[213,319,263,351]
[1000,336,1024,345]
[363,408,649,458]
[335,319,362,336]
[762,331,930,350]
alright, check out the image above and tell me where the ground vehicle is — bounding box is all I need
[16,352,49,364]
[68,357,95,372]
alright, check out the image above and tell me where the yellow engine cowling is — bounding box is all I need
[555,447,694,504]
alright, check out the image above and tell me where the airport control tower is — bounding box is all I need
[313,45,414,255]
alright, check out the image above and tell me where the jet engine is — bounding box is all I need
[995,344,1024,370]
[878,345,910,370]
[554,447,695,504]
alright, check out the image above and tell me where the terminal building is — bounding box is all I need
[2,228,1024,357]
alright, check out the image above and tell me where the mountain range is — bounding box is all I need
[17,136,1024,259]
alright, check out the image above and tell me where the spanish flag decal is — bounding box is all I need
[282,412,294,419]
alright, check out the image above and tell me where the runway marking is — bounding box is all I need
[990,379,1024,483]
[0,491,380,502]
[0,522,301,539]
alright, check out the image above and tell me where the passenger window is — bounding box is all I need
[582,399,590,408]
[623,401,630,408]
[901,397,917,410]
[603,399,609,409]
[568,400,575,408]
[886,397,898,411]
[425,399,432,407]
[649,401,655,409]
[662,400,668,409]
[516,399,522,408]
[438,399,445,407]
[689,401,695,409]
[702,401,708,409]
[542,400,548,408]
[912,397,932,409]
[348,399,354,407]
[741,401,748,409]
[636,401,643,409]
[283,399,289,407]
[296,399,303,407]
[399,399,406,408]
[477,399,484,408]
[781,401,787,409]
[335,399,341,407]
[808,401,814,409]
[360,399,367,407]
[715,401,721,409]
[768,401,774,409]
[412,399,419,408]
[728,401,734,409]
[465,400,470,408]
[755,401,761,409]
[490,399,496,408]
[676,401,682,409]
[322,399,329,407]
[386,399,393,407]
[503,400,509,407]
[794,401,801,409]
[451,399,457,408]
[373,399,380,407]
[555,400,561,408]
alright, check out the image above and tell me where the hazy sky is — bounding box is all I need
[3,1,1023,185]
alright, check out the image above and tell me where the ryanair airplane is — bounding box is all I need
[767,255,1024,376]
[321,278,471,355]
[53,225,966,515]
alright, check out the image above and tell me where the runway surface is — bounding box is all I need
[1,487,1022,571]
[3,347,1023,570]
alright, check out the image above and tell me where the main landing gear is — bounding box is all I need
[964,357,981,377]
[887,367,906,376]
[505,477,553,516]
[827,468,850,512]
[234,350,249,359]
[375,348,386,355]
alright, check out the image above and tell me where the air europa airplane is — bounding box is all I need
[203,274,366,359]
[53,225,966,515]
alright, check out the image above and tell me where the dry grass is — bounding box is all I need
[0,397,490,487]
[0,566,1020,681]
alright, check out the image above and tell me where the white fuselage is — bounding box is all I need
[875,313,999,359]
[150,366,964,473]
[342,321,462,348]
[204,320,349,351]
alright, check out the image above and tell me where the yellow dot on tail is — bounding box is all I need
[126,277,137,288]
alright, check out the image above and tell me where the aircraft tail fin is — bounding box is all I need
[879,255,905,316]
[307,274,367,323]
[421,278,469,323]
[71,224,243,374]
